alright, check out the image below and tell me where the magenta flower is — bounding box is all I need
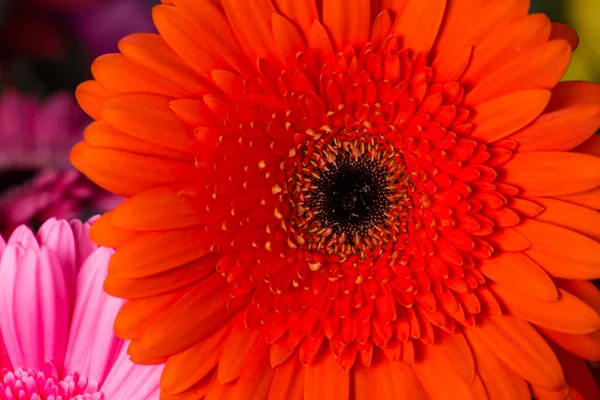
[0,90,120,237]
[0,218,162,399]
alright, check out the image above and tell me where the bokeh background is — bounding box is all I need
[0,0,597,235]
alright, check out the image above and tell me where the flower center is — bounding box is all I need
[0,362,101,400]
[285,129,411,260]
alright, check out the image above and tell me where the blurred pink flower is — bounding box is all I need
[0,218,163,399]
[0,90,120,237]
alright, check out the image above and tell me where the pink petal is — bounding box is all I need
[0,244,69,371]
[100,343,162,400]
[64,247,124,386]
[7,225,40,250]
[69,219,98,270]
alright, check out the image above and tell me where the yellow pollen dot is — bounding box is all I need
[274,207,283,219]
[308,262,321,271]
[272,185,282,195]
[265,242,272,251]
[258,160,266,169]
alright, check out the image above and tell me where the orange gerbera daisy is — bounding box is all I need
[71,0,600,399]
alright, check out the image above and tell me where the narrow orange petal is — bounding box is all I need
[273,0,318,40]
[479,252,557,301]
[549,22,579,50]
[104,257,216,298]
[465,315,565,391]
[323,0,370,51]
[515,219,600,280]
[218,326,262,384]
[75,80,109,120]
[101,94,198,154]
[546,81,600,112]
[557,187,600,210]
[221,0,279,62]
[466,328,530,400]
[554,347,600,400]
[371,11,393,49]
[84,121,194,162]
[486,227,530,251]
[268,358,304,400]
[108,228,211,278]
[533,198,600,240]
[304,351,350,400]
[470,89,551,143]
[89,211,135,248]
[110,186,205,231]
[431,46,472,83]
[465,40,571,106]
[272,13,306,68]
[353,359,428,400]
[502,152,600,196]
[575,134,600,157]
[539,328,600,362]
[510,104,600,151]
[139,274,233,357]
[308,20,335,64]
[71,144,201,197]
[391,0,447,54]
[174,0,253,76]
[161,318,236,395]
[118,33,209,97]
[461,13,551,83]
[91,53,187,97]
[114,292,182,339]
[492,284,600,334]
[231,340,274,400]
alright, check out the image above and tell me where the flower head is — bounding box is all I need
[0,218,163,399]
[72,0,600,398]
[0,90,120,236]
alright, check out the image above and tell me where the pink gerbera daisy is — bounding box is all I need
[0,90,120,236]
[0,218,162,399]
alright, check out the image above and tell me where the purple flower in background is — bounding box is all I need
[0,90,120,237]
[66,0,156,57]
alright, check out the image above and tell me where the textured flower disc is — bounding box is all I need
[71,0,600,399]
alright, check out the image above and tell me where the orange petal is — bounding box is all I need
[461,13,551,84]
[108,228,211,278]
[553,347,600,400]
[491,284,600,335]
[268,358,304,400]
[104,258,216,298]
[532,198,600,241]
[89,211,135,248]
[510,104,600,151]
[465,40,571,106]
[308,20,335,64]
[71,144,200,197]
[75,80,109,120]
[391,0,447,54]
[479,252,557,301]
[539,328,600,362]
[101,94,198,154]
[231,340,274,400]
[273,0,319,40]
[464,314,565,391]
[152,5,222,79]
[557,187,600,210]
[502,152,600,196]
[575,134,600,157]
[515,219,600,280]
[91,53,187,97]
[271,13,306,67]
[549,22,579,50]
[218,326,262,383]
[412,332,482,400]
[322,0,370,51]
[173,0,253,76]
[84,121,194,161]
[110,185,206,230]
[304,351,350,400]
[431,46,472,83]
[546,81,600,112]
[558,279,600,315]
[114,292,182,339]
[353,359,428,400]
[371,11,393,49]
[221,0,279,62]
[169,98,220,127]
[469,89,551,143]
[118,33,209,97]
[160,374,212,400]
[161,318,236,395]
[205,375,236,400]
[486,227,530,251]
[139,273,233,357]
[466,327,530,400]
